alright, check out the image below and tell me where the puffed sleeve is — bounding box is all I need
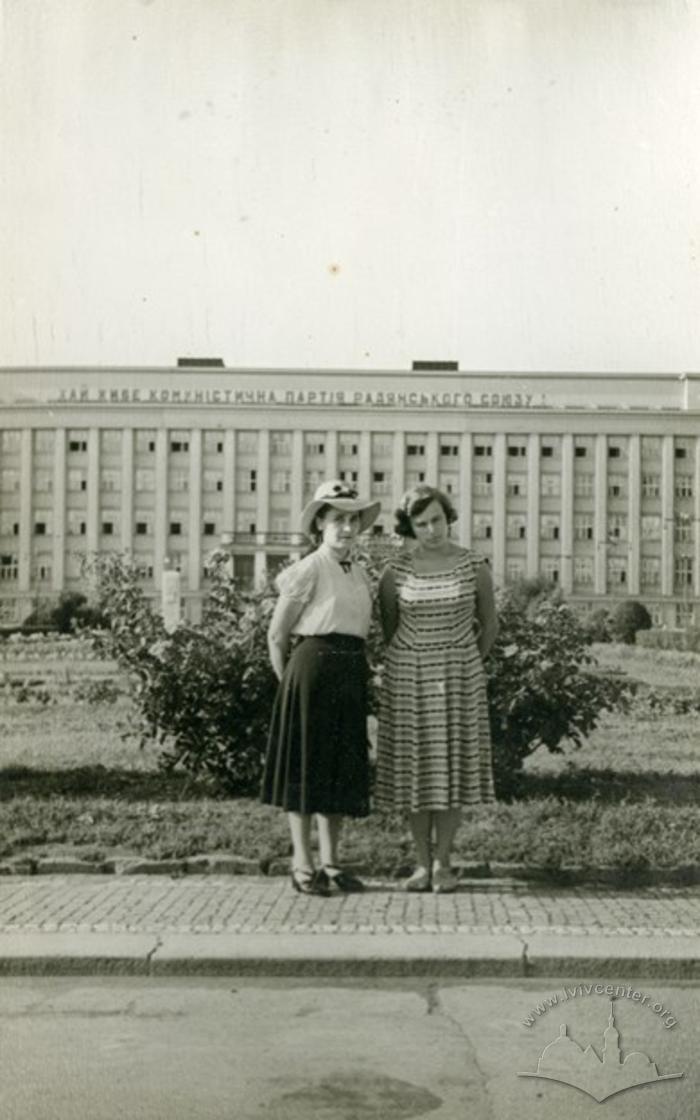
[274,556,318,604]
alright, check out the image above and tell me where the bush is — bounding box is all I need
[86,551,277,793]
[21,591,108,634]
[485,583,631,798]
[86,554,631,799]
[610,600,652,645]
[584,607,613,644]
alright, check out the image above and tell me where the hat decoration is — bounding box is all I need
[300,479,381,538]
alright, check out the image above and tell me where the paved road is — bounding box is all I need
[1,976,697,1120]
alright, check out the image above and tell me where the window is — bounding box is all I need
[203,471,223,493]
[676,602,696,628]
[203,521,217,536]
[169,521,182,536]
[574,515,593,541]
[574,557,594,585]
[607,557,627,586]
[540,473,561,497]
[237,432,257,454]
[0,554,18,581]
[1,470,20,492]
[270,515,289,534]
[100,430,121,453]
[674,556,693,589]
[507,475,526,497]
[34,431,54,452]
[0,514,19,536]
[304,469,324,495]
[35,471,53,493]
[101,521,114,536]
[675,516,692,543]
[439,473,457,495]
[607,515,627,541]
[305,437,325,456]
[608,475,626,499]
[68,513,86,536]
[641,557,660,587]
[507,515,526,540]
[68,469,87,492]
[372,435,393,457]
[204,432,225,454]
[641,515,661,540]
[642,474,660,498]
[405,471,425,487]
[608,446,622,459]
[574,474,593,497]
[675,475,694,499]
[541,515,560,541]
[340,469,358,484]
[135,469,155,492]
[473,472,492,496]
[372,524,385,536]
[271,470,291,494]
[440,443,459,457]
[474,443,492,457]
[170,470,189,493]
[541,559,560,583]
[406,443,425,456]
[674,446,687,460]
[249,470,257,493]
[100,470,121,492]
[68,438,87,452]
[34,521,47,535]
[574,446,587,458]
[236,512,256,534]
[642,436,661,457]
[507,444,527,458]
[506,558,525,582]
[135,431,156,453]
[170,437,190,453]
[541,446,554,458]
[270,432,291,455]
[339,436,359,457]
[473,515,492,540]
[135,520,150,536]
[0,431,21,453]
[32,560,52,582]
[372,471,390,494]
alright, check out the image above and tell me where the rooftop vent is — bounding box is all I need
[177,357,225,368]
[412,360,459,371]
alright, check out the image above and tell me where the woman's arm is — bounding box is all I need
[267,595,306,680]
[378,566,399,643]
[474,561,498,658]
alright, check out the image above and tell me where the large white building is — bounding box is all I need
[0,364,698,626]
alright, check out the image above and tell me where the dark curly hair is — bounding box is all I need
[394,485,458,539]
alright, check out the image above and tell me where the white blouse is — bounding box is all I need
[275,544,372,639]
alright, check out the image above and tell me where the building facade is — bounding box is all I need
[1,365,699,627]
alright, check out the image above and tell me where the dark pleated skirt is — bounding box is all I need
[260,634,370,817]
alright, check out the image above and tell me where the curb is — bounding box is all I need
[2,856,700,888]
[1,931,700,979]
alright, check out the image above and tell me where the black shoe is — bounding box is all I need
[290,868,330,896]
[317,866,365,893]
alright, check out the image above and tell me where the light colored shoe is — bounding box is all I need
[432,866,459,893]
[403,867,431,892]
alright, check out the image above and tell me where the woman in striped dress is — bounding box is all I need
[376,485,498,893]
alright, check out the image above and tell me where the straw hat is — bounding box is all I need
[300,480,381,538]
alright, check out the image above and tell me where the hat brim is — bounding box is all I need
[300,497,381,538]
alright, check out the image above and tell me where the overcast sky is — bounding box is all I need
[2,0,699,372]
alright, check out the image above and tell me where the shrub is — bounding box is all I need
[610,600,652,645]
[85,551,277,793]
[637,627,700,653]
[485,583,631,798]
[584,607,613,643]
[86,553,631,799]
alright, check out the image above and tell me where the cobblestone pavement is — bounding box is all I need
[1,876,700,938]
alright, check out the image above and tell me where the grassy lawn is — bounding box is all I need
[1,642,699,872]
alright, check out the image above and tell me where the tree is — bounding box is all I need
[610,600,652,645]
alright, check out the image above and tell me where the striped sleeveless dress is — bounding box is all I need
[376,549,495,811]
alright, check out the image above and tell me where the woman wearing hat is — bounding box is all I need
[376,484,498,893]
[261,480,381,896]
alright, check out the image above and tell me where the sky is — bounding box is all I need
[1,0,700,373]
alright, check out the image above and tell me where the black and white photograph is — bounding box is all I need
[1,2,699,1117]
